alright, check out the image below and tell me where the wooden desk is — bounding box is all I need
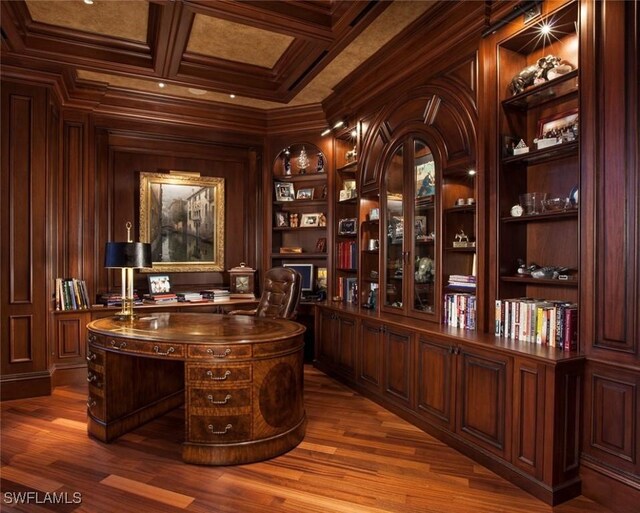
[86,313,306,465]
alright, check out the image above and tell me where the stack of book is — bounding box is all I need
[201,289,230,301]
[144,293,178,304]
[337,241,357,270]
[97,291,143,307]
[446,274,476,291]
[55,278,91,310]
[494,298,577,351]
[176,291,205,302]
[443,293,476,330]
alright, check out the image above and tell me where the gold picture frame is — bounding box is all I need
[139,172,225,272]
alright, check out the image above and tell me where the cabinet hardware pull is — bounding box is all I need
[206,370,231,381]
[207,348,231,358]
[110,340,127,350]
[153,345,175,356]
[88,334,96,343]
[207,394,232,405]
[454,346,461,355]
[86,352,96,361]
[87,372,97,383]
[86,398,96,408]
[208,423,232,435]
[449,346,455,354]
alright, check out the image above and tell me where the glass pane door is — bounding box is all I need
[384,144,404,309]
[412,140,436,313]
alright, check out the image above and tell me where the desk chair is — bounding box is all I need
[229,267,302,320]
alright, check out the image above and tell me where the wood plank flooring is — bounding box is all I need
[1,366,613,513]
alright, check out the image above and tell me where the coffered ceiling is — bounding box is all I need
[1,0,436,109]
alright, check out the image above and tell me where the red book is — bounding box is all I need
[563,306,578,351]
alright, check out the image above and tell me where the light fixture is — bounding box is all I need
[104,222,152,321]
[333,120,345,129]
[229,94,236,99]
[158,82,165,88]
[468,169,476,176]
[350,129,357,138]
[540,22,552,35]
[321,128,331,136]
[83,0,94,4]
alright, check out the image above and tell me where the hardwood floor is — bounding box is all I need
[1,366,612,513]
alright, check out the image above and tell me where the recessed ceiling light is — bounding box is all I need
[468,169,476,176]
[540,23,552,35]
[158,82,165,89]
[187,88,207,96]
[350,129,357,138]
[83,0,94,4]
[229,94,236,99]
[321,128,331,136]
[333,120,345,129]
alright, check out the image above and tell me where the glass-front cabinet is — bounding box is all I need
[382,137,438,321]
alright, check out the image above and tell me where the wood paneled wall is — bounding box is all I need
[1,82,54,399]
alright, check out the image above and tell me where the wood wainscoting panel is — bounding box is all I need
[1,81,51,399]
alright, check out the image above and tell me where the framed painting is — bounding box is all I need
[139,172,225,272]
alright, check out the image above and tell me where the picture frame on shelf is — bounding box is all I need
[315,237,327,253]
[279,247,302,254]
[296,187,314,200]
[343,179,356,192]
[275,182,295,201]
[338,218,357,235]
[300,213,321,227]
[414,215,427,240]
[275,211,289,227]
[416,160,435,198]
[369,208,380,221]
[537,108,579,140]
[388,215,403,242]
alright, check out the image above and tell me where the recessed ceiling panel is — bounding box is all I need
[25,0,149,42]
[187,15,294,68]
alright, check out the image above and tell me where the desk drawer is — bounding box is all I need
[187,364,252,384]
[104,338,185,358]
[189,414,251,443]
[86,348,104,366]
[86,369,104,394]
[87,394,105,421]
[187,344,251,360]
[189,386,251,409]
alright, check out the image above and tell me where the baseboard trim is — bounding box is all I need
[0,371,52,400]
[581,456,640,513]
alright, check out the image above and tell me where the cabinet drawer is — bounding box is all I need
[187,364,252,384]
[187,344,251,360]
[189,386,251,409]
[86,369,104,395]
[104,337,185,358]
[86,348,104,366]
[189,415,251,443]
[86,394,105,421]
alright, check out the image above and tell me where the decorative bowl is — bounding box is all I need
[542,197,568,212]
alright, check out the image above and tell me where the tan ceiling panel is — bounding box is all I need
[289,1,435,106]
[76,70,284,110]
[24,0,148,42]
[187,15,294,68]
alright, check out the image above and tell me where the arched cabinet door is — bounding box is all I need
[381,136,439,322]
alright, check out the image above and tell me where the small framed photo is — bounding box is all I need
[537,108,579,139]
[296,187,314,200]
[275,182,295,201]
[339,189,351,202]
[338,218,357,235]
[369,208,380,221]
[300,213,321,227]
[275,211,289,227]
[343,179,356,192]
[315,237,327,253]
[148,274,171,295]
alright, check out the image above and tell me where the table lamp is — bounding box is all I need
[104,222,152,320]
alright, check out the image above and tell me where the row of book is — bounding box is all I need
[337,276,357,304]
[443,293,476,331]
[337,241,357,270]
[494,298,577,350]
[55,278,91,310]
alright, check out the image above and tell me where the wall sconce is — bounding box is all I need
[104,222,152,320]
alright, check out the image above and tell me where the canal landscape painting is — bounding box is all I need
[139,172,225,272]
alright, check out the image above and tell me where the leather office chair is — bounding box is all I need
[229,267,302,320]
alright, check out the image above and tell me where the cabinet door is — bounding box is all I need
[383,326,413,408]
[358,321,383,392]
[512,357,545,479]
[416,337,455,430]
[336,315,356,378]
[456,346,511,459]
[53,312,90,366]
[316,309,336,365]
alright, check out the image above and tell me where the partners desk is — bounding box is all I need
[86,312,306,465]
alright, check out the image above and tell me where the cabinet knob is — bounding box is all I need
[88,334,96,343]
[86,397,96,408]
[86,351,96,362]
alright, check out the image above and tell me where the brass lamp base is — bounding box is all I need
[114,298,136,321]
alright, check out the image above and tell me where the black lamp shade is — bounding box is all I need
[105,242,152,269]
